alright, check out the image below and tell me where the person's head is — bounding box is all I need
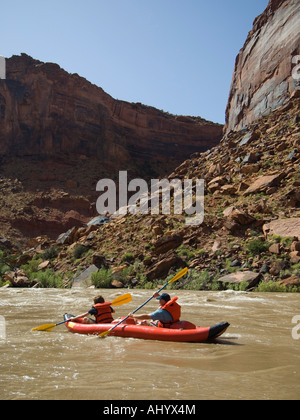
[94,295,105,304]
[156,293,171,305]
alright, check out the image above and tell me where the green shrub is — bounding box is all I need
[0,250,12,278]
[20,256,65,288]
[122,252,135,263]
[34,269,64,288]
[256,280,300,293]
[227,280,249,292]
[247,239,269,256]
[174,269,212,291]
[292,263,300,276]
[73,245,88,260]
[42,246,59,261]
[21,256,43,278]
[280,237,294,249]
[91,268,112,288]
[142,281,156,289]
[176,246,196,260]
[256,281,288,292]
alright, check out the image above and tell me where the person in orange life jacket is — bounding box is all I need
[128,293,181,328]
[69,295,115,324]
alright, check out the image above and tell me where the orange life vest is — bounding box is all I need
[158,297,181,328]
[93,302,114,324]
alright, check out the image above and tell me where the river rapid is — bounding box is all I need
[0,288,299,401]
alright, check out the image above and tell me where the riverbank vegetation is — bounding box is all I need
[1,247,299,292]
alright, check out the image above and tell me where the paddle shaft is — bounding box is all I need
[132,282,171,315]
[56,319,70,327]
[102,280,175,335]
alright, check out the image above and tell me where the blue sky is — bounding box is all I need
[1,0,269,124]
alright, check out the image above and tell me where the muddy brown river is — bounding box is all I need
[0,288,299,400]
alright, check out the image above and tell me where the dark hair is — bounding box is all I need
[94,295,105,304]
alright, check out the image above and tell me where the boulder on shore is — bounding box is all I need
[263,218,300,240]
[217,271,261,289]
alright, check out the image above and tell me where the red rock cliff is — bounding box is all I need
[0,54,223,177]
[225,0,300,133]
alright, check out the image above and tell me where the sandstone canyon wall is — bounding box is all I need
[0,53,223,244]
[0,54,223,178]
[225,0,300,134]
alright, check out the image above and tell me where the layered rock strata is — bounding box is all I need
[225,0,300,133]
[0,54,223,177]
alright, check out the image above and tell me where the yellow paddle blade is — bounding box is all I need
[32,324,56,332]
[98,330,110,338]
[168,267,188,284]
[111,293,132,306]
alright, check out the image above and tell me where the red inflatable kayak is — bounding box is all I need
[63,314,229,343]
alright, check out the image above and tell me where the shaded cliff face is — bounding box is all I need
[0,54,223,178]
[225,0,300,133]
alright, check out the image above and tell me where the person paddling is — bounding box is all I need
[69,295,115,324]
[128,293,181,328]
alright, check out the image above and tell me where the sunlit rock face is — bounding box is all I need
[225,0,300,134]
